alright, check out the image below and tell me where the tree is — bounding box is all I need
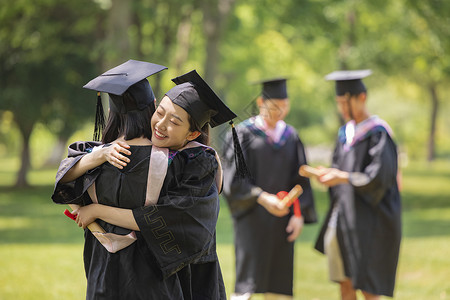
[403,0,450,161]
[0,0,102,186]
[201,0,236,85]
[131,0,199,95]
[362,0,450,160]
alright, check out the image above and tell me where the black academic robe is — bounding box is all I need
[52,142,226,300]
[314,127,402,297]
[222,119,317,296]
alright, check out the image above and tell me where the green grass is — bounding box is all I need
[1,159,450,299]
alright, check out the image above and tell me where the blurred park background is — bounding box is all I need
[1,0,449,299]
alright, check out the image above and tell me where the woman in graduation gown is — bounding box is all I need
[313,70,402,299]
[52,64,235,299]
[222,79,317,299]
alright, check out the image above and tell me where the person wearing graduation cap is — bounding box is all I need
[222,78,317,299]
[54,59,167,184]
[312,70,402,299]
[52,64,239,299]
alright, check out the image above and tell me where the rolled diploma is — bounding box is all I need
[68,204,106,234]
[299,165,322,178]
[279,184,303,208]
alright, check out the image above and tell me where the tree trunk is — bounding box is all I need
[106,0,132,67]
[202,0,235,86]
[201,0,235,150]
[175,11,194,75]
[338,10,356,70]
[427,84,439,162]
[15,122,34,188]
[156,4,175,100]
[43,135,70,167]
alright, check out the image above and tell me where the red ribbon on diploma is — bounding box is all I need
[277,189,302,217]
[64,209,77,221]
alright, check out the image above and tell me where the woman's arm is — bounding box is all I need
[60,141,131,183]
[72,204,139,231]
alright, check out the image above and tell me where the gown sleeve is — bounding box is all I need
[221,128,263,219]
[52,141,102,205]
[132,150,220,279]
[348,131,398,207]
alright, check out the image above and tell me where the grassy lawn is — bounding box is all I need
[1,159,450,299]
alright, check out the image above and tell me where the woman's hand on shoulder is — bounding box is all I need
[102,140,131,169]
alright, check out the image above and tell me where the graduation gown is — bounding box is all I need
[314,120,402,297]
[52,142,226,300]
[222,118,317,296]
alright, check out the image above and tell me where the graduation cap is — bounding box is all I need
[258,78,288,100]
[168,70,251,179]
[168,70,237,128]
[325,69,372,96]
[83,59,167,141]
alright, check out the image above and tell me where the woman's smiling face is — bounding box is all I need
[151,96,200,150]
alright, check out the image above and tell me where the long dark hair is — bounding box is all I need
[188,116,209,146]
[102,92,155,144]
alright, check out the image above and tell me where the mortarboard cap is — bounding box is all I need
[168,70,237,128]
[83,59,167,140]
[258,78,288,99]
[169,70,251,179]
[325,69,372,96]
[84,59,167,113]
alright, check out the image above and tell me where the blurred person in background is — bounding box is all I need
[222,78,317,300]
[313,70,401,300]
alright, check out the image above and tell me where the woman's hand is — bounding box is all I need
[286,215,304,242]
[257,192,290,217]
[72,204,100,229]
[72,204,140,231]
[61,140,131,183]
[318,168,349,187]
[102,140,131,169]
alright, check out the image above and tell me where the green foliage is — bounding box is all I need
[0,0,106,184]
[0,0,102,118]
[1,0,450,177]
[214,0,450,156]
[0,0,105,170]
[0,111,21,156]
[218,1,339,137]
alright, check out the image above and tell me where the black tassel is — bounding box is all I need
[93,91,105,141]
[230,120,252,179]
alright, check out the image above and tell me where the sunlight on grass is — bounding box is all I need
[28,168,58,186]
[402,160,450,198]
[396,237,450,299]
[217,244,235,297]
[0,217,33,230]
[0,244,86,300]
